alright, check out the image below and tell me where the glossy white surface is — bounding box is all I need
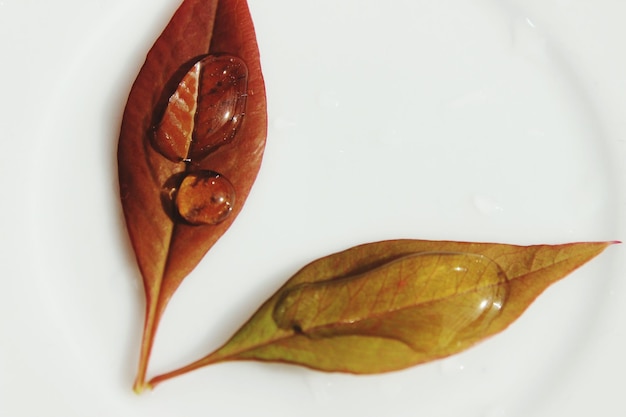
[1,1,624,416]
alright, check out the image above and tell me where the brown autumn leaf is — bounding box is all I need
[117,0,267,392]
[148,239,615,388]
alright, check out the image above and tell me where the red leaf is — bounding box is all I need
[117,0,266,392]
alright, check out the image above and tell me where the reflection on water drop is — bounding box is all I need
[175,171,235,225]
[273,252,509,354]
[152,55,248,162]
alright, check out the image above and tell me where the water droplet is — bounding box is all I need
[191,55,248,160]
[273,252,509,354]
[152,55,248,162]
[473,194,504,216]
[152,62,201,162]
[175,171,235,225]
[439,355,466,375]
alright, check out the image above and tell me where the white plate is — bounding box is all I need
[1,1,625,416]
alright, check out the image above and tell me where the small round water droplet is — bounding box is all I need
[305,374,335,405]
[473,194,504,216]
[175,171,235,225]
[439,355,466,376]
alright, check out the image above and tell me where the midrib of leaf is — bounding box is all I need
[133,218,176,393]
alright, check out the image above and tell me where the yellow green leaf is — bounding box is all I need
[148,239,615,388]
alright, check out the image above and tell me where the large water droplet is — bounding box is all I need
[152,55,248,162]
[190,55,248,160]
[273,252,509,354]
[175,171,235,225]
[152,62,200,162]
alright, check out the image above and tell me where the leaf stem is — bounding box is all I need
[147,353,224,389]
[133,295,161,393]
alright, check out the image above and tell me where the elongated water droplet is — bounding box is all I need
[153,62,201,161]
[175,171,235,225]
[152,55,248,162]
[190,55,248,160]
[273,252,508,353]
